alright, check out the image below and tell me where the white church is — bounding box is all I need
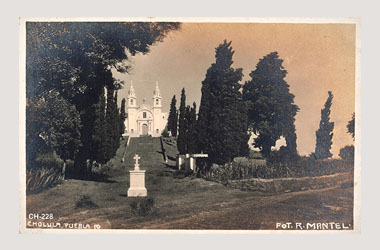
[123,82,168,137]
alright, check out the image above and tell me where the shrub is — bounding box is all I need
[339,145,355,162]
[34,151,64,170]
[26,166,64,193]
[26,151,65,193]
[91,161,112,175]
[249,150,264,160]
[129,197,155,216]
[75,195,98,209]
[202,151,354,182]
[203,158,268,182]
[173,164,194,179]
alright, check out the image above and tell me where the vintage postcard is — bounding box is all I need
[19,17,360,233]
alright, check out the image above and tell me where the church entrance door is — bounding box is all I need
[142,124,148,135]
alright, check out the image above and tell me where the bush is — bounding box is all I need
[34,151,64,170]
[202,150,354,182]
[339,145,354,162]
[26,166,64,194]
[203,158,268,182]
[75,195,98,209]
[173,163,194,179]
[91,161,112,175]
[26,151,65,193]
[129,197,155,216]
[249,150,264,160]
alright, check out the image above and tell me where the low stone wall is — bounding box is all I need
[226,172,353,193]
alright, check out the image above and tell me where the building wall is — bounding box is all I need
[124,105,167,137]
[123,83,167,137]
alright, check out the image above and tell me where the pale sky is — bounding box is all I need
[113,22,356,157]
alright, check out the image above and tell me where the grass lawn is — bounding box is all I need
[25,137,354,230]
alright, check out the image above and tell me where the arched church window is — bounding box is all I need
[143,112,147,118]
[156,129,159,133]
[156,99,159,105]
[130,99,133,105]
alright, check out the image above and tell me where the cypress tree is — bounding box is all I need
[284,121,298,155]
[243,52,299,157]
[197,40,248,165]
[105,87,120,159]
[113,91,121,154]
[347,112,355,140]
[119,98,126,137]
[167,95,178,137]
[177,88,187,154]
[92,87,108,164]
[315,91,334,159]
[187,102,198,154]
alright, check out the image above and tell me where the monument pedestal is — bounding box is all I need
[127,169,147,197]
[128,154,147,197]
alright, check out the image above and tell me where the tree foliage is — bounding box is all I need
[180,102,198,154]
[105,87,121,160]
[26,22,181,102]
[197,40,249,165]
[167,95,178,137]
[25,22,180,172]
[314,91,335,159]
[92,87,108,164]
[26,92,82,169]
[187,102,198,154]
[242,52,299,157]
[177,88,187,154]
[339,145,354,162]
[347,112,355,140]
[119,98,127,137]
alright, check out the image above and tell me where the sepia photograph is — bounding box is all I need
[19,18,360,232]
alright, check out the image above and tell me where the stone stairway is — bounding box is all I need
[124,136,164,169]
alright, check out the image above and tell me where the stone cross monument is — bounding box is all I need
[127,154,147,197]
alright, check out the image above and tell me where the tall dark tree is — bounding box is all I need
[181,103,198,155]
[187,102,198,154]
[105,87,120,159]
[167,95,178,137]
[242,52,299,157]
[315,91,335,159]
[119,98,127,137]
[177,88,187,154]
[284,122,298,155]
[197,40,249,165]
[92,87,108,164]
[347,112,355,140]
[114,91,122,151]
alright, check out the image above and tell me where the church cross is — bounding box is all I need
[134,154,141,165]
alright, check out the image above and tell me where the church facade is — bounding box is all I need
[123,82,167,137]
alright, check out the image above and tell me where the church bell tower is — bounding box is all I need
[152,81,162,108]
[152,81,163,135]
[126,81,137,136]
